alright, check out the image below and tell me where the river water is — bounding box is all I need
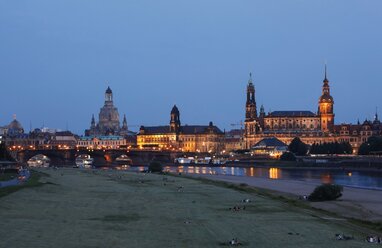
[110,165,382,190]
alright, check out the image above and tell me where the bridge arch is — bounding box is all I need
[27,154,50,167]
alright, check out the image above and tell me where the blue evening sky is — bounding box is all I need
[0,0,381,134]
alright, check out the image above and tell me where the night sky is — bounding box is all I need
[1,1,381,134]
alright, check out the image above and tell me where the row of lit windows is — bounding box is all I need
[266,119,319,123]
[141,137,170,143]
[266,124,318,129]
[78,141,125,146]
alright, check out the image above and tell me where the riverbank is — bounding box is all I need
[190,173,382,222]
[0,168,378,247]
[223,160,382,170]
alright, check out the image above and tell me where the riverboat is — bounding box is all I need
[115,154,133,165]
[27,155,50,168]
[75,154,94,168]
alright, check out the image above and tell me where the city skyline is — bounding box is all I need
[1,1,381,134]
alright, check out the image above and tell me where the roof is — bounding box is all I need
[106,86,112,94]
[225,129,244,137]
[55,131,74,136]
[253,137,287,148]
[181,125,224,135]
[171,105,179,114]
[141,126,172,134]
[267,111,317,117]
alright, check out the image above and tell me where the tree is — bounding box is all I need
[308,184,343,202]
[358,136,382,155]
[280,152,296,161]
[288,137,308,156]
[0,143,15,161]
[310,141,353,155]
[148,161,163,173]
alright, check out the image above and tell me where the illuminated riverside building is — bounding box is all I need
[77,136,127,150]
[137,105,224,153]
[244,68,382,153]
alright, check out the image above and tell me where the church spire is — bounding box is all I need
[375,107,379,122]
[122,114,128,130]
[91,114,96,128]
[322,64,330,95]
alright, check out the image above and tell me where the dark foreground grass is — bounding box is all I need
[88,214,142,223]
[0,169,379,248]
[178,174,382,235]
[0,170,48,198]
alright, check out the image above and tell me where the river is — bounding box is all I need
[108,165,382,190]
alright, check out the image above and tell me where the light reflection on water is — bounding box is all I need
[112,165,382,190]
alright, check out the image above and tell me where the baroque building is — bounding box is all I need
[85,87,129,136]
[243,67,380,153]
[137,105,224,153]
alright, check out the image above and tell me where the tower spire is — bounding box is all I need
[375,107,379,121]
[323,63,329,82]
[122,114,128,130]
[91,114,96,128]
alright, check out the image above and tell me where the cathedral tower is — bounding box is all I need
[318,66,334,132]
[170,105,181,133]
[244,73,259,148]
[245,73,257,120]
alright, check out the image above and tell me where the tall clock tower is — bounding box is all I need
[318,66,335,133]
[244,73,259,148]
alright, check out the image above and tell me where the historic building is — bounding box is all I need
[82,87,136,149]
[243,68,381,153]
[137,105,224,153]
[77,135,127,150]
[85,87,129,136]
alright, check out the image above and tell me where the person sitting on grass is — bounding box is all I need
[229,238,241,246]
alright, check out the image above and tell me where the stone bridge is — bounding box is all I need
[16,149,183,166]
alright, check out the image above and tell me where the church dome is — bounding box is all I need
[8,119,23,130]
[7,119,24,136]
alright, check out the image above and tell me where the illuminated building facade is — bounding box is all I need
[137,105,224,153]
[244,67,381,153]
[77,135,127,150]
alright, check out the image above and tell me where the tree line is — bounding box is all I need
[287,137,352,156]
[285,136,382,157]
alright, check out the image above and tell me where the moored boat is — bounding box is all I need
[75,154,94,168]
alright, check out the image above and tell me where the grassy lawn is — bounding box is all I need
[0,168,379,248]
